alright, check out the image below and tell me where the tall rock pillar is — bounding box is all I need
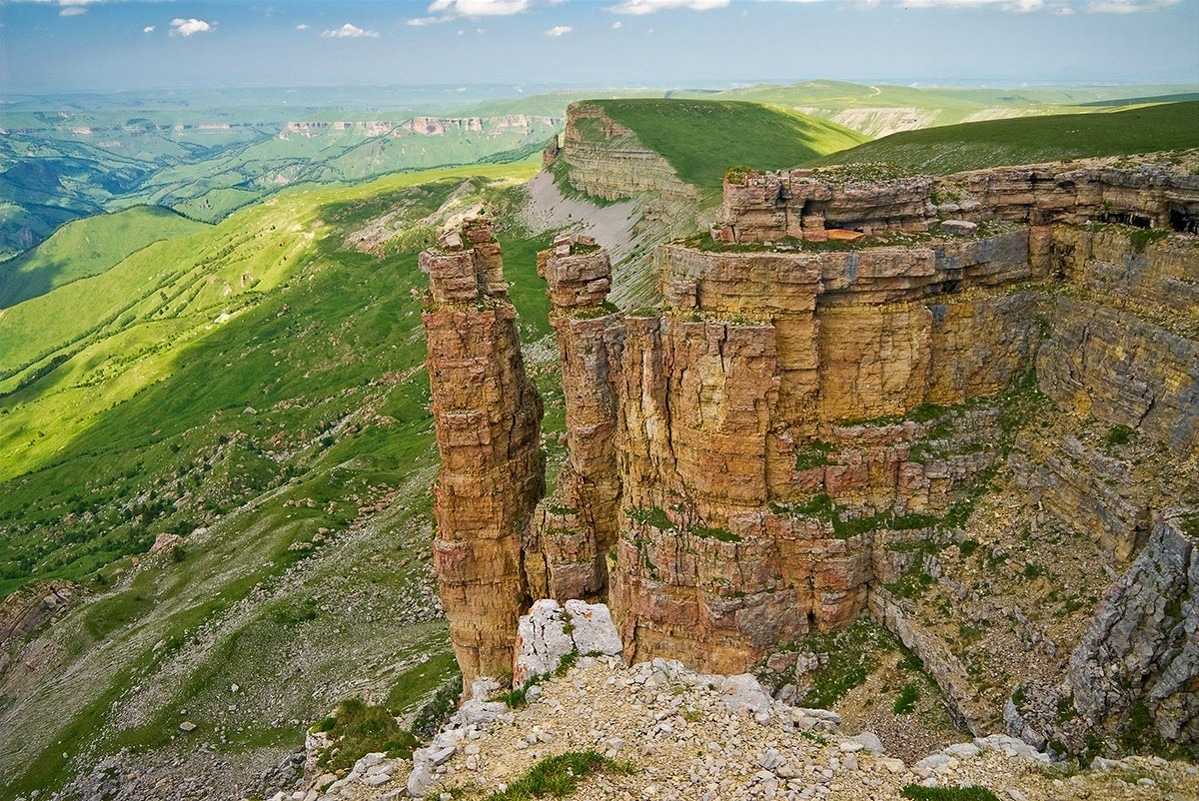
[530,235,623,601]
[421,219,545,693]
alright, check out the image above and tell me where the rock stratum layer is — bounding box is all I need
[422,154,1199,750]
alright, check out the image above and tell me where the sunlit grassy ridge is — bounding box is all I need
[590,99,868,193]
[0,205,207,309]
[0,159,540,592]
[805,101,1199,175]
[671,80,1199,135]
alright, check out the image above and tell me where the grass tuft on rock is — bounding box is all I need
[315,698,420,773]
[900,786,1001,801]
[482,750,634,801]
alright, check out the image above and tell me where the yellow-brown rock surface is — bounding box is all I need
[422,157,1199,741]
[421,219,544,693]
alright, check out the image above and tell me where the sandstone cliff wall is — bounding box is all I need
[718,161,1199,244]
[555,102,697,207]
[525,244,624,602]
[423,157,1198,743]
[421,219,544,693]
[527,228,1043,674]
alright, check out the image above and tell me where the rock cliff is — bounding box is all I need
[1068,517,1199,746]
[554,102,697,209]
[422,153,1199,754]
[421,218,545,692]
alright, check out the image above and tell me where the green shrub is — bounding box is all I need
[893,682,920,714]
[692,526,742,543]
[315,698,420,772]
[724,165,755,185]
[794,440,835,471]
[1105,424,1135,447]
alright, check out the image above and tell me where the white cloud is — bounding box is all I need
[607,0,729,14]
[321,23,380,38]
[143,25,155,33]
[1084,0,1178,11]
[411,0,531,25]
[612,20,623,27]
[545,24,573,35]
[428,0,530,15]
[56,0,99,15]
[170,18,214,37]
[296,23,310,30]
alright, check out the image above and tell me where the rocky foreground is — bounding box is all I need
[288,602,1197,801]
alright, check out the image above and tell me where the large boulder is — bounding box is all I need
[513,599,622,686]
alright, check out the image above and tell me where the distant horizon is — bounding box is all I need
[4,78,1198,104]
[2,0,1196,96]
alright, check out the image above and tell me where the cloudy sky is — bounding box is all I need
[1,0,1196,94]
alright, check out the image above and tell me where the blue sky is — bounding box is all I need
[1,0,1196,94]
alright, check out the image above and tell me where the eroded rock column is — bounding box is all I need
[530,235,623,600]
[421,219,544,693]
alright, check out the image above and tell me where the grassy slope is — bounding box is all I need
[0,160,541,573]
[807,101,1199,175]
[660,80,1199,141]
[591,99,868,192]
[0,205,207,308]
[0,159,567,796]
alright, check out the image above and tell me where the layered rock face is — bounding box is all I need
[421,219,545,692]
[717,161,1199,243]
[525,241,623,602]
[423,157,1199,745]
[1068,517,1199,745]
[555,102,697,207]
[605,236,1042,673]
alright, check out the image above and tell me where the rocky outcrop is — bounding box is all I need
[310,647,1199,801]
[0,582,76,651]
[718,170,934,242]
[555,102,697,207]
[1067,517,1199,745]
[421,218,545,693]
[716,160,1199,243]
[512,598,623,686]
[525,240,623,601]
[423,156,1199,747]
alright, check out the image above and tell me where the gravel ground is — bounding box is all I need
[298,656,1198,801]
[518,172,642,263]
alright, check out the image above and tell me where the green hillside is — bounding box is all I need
[806,101,1199,176]
[0,91,560,259]
[0,205,207,308]
[0,159,570,797]
[672,80,1199,138]
[591,99,869,192]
